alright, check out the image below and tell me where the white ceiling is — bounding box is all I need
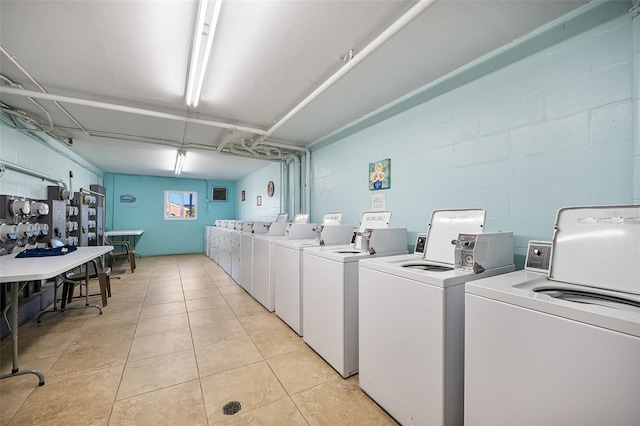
[0,0,586,181]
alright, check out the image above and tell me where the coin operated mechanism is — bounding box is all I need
[453,232,514,274]
[358,228,408,255]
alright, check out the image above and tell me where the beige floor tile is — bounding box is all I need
[146,283,183,296]
[195,336,263,377]
[181,276,216,289]
[186,295,228,312]
[179,269,207,279]
[9,365,123,425]
[1,330,78,360]
[184,288,223,300]
[267,347,338,395]
[201,361,288,424]
[0,374,38,426]
[216,397,308,425]
[217,285,246,295]
[228,302,268,320]
[128,328,193,361]
[191,319,248,348]
[251,327,307,359]
[188,305,236,327]
[110,380,207,426]
[83,307,142,327]
[139,301,186,319]
[143,291,185,306]
[238,312,290,335]
[291,376,393,425]
[46,338,131,379]
[73,320,137,346]
[117,348,198,400]
[223,292,260,307]
[149,278,182,287]
[134,312,190,337]
[0,350,59,377]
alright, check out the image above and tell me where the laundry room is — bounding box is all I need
[1,1,638,425]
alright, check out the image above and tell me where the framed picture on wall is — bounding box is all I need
[369,158,391,190]
[241,190,245,201]
[257,196,262,206]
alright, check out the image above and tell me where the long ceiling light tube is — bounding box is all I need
[186,0,209,107]
[186,0,222,108]
[174,150,186,175]
[0,86,267,135]
[253,0,438,146]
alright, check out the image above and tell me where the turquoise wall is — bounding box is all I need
[236,162,283,222]
[0,112,102,198]
[103,173,235,256]
[307,12,635,267]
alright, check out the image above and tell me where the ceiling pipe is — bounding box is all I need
[251,0,438,148]
[2,159,68,189]
[263,141,311,215]
[216,129,234,152]
[0,46,89,135]
[0,86,269,136]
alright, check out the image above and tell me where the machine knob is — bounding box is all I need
[533,249,541,256]
[0,224,19,241]
[10,199,30,216]
[17,223,34,238]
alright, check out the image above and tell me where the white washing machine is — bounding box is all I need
[302,211,408,378]
[274,212,353,335]
[217,220,235,275]
[230,221,244,283]
[252,214,313,311]
[358,209,516,426]
[239,221,268,295]
[465,205,640,426]
[211,220,223,264]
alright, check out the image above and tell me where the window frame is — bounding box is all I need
[164,190,198,220]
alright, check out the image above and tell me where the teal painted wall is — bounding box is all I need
[103,173,235,256]
[307,12,635,268]
[236,162,283,222]
[0,112,102,198]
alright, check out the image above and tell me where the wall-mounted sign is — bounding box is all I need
[120,194,137,203]
[369,158,390,190]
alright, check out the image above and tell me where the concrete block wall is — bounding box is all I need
[310,13,635,267]
[236,162,282,222]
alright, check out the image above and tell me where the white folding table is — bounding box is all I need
[0,246,113,386]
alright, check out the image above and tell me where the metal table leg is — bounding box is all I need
[0,282,45,386]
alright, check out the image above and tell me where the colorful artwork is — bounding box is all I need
[369,159,390,190]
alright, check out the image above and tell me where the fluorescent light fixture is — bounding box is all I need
[174,150,186,175]
[186,0,223,107]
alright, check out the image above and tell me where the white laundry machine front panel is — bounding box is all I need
[465,293,640,425]
[359,266,464,426]
[302,252,359,378]
[252,237,276,311]
[239,233,253,294]
[274,242,306,335]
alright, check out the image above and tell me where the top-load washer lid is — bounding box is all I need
[293,213,309,223]
[422,209,485,266]
[549,205,640,296]
[276,213,288,222]
[353,211,392,251]
[321,212,342,226]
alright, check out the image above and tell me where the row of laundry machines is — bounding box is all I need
[204,204,639,425]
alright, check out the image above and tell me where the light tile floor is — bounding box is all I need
[0,254,396,425]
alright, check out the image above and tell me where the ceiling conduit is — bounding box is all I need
[0,86,269,136]
[251,0,438,148]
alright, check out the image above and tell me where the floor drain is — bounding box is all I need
[222,401,242,416]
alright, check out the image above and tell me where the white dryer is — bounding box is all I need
[274,212,353,335]
[465,205,640,426]
[358,209,515,426]
[302,211,408,378]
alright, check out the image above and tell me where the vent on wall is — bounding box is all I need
[212,187,227,201]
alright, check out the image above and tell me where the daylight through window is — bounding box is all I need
[164,190,197,220]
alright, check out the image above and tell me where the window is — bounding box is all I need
[165,190,197,220]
